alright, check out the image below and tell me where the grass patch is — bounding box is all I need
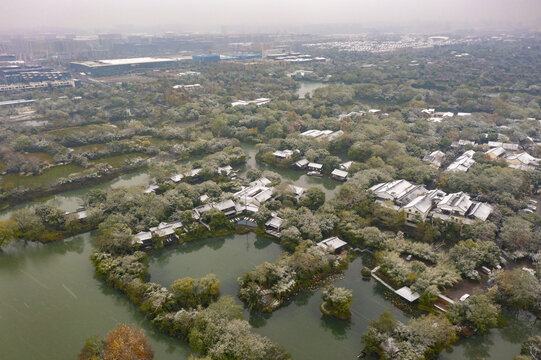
[90,153,148,168]
[1,164,84,189]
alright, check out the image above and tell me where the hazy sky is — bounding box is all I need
[1,0,540,33]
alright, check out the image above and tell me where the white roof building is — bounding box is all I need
[144,184,159,194]
[317,237,347,253]
[369,180,428,206]
[505,152,540,170]
[395,287,420,302]
[339,161,353,170]
[485,147,506,160]
[231,98,271,107]
[331,169,348,181]
[447,150,476,172]
[423,150,446,168]
[294,159,309,169]
[273,150,294,159]
[307,162,323,171]
[437,192,473,217]
[170,174,184,183]
[134,231,152,245]
[467,202,493,221]
[401,189,446,221]
[233,178,274,206]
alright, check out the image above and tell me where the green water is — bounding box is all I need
[240,143,342,199]
[0,171,149,221]
[296,81,327,99]
[1,143,539,360]
[148,233,283,295]
[0,233,191,360]
[1,232,539,360]
[2,164,84,189]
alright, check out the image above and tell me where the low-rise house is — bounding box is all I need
[369,180,428,207]
[401,189,446,222]
[144,184,159,194]
[338,111,364,121]
[331,169,348,181]
[447,150,476,172]
[134,231,153,247]
[307,162,323,172]
[421,108,435,115]
[423,150,446,168]
[194,199,238,219]
[395,286,420,302]
[231,98,270,107]
[451,139,476,148]
[467,202,493,221]
[214,199,238,216]
[485,146,506,160]
[234,177,274,206]
[294,159,309,169]
[339,161,353,171]
[317,237,347,254]
[273,150,294,159]
[436,192,473,217]
[285,184,306,200]
[505,152,540,171]
[265,216,283,237]
[149,221,183,244]
[170,174,184,183]
[457,112,472,117]
[217,165,234,176]
[300,129,344,141]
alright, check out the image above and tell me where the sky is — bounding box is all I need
[0,0,540,33]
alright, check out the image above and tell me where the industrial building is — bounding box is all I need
[70,57,181,76]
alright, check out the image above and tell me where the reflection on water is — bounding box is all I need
[148,233,283,295]
[0,233,191,360]
[296,81,327,99]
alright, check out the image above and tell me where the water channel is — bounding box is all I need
[1,142,539,359]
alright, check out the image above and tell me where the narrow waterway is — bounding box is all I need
[0,171,150,221]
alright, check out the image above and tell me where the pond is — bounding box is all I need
[148,233,283,296]
[1,232,539,360]
[296,81,327,99]
[240,142,342,199]
[1,143,539,360]
[0,233,191,360]
[0,170,150,221]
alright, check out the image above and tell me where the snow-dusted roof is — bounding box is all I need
[317,237,347,252]
[395,286,420,302]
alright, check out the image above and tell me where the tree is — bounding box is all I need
[321,285,353,319]
[35,204,66,227]
[170,277,197,308]
[494,269,541,311]
[0,219,19,246]
[78,336,104,360]
[102,324,154,360]
[264,122,284,139]
[448,294,501,333]
[280,226,302,251]
[11,209,44,241]
[299,187,325,210]
[97,221,133,255]
[519,336,541,360]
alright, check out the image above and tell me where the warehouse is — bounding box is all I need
[70,57,180,76]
